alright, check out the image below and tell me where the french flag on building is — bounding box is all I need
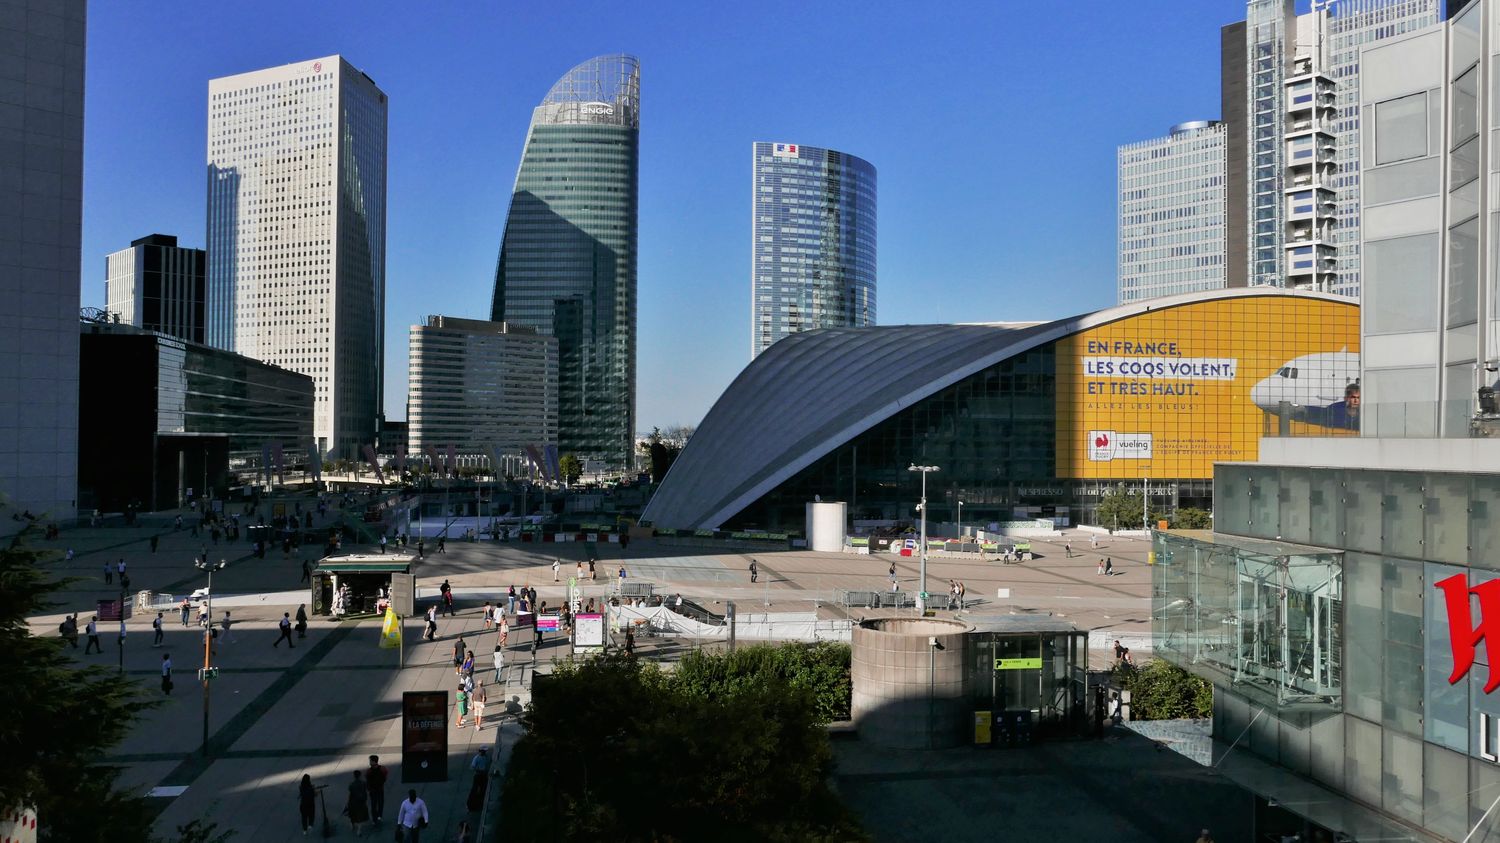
[773,142,799,158]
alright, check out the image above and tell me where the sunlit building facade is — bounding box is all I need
[751,142,877,358]
[1117,121,1227,304]
[206,55,388,458]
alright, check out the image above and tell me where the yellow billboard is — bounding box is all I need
[1054,296,1359,479]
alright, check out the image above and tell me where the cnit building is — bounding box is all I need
[643,288,1361,532]
[1151,2,1500,840]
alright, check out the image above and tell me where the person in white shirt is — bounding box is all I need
[395,790,428,841]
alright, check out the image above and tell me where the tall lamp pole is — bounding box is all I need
[957,501,965,549]
[908,465,940,612]
[195,558,226,758]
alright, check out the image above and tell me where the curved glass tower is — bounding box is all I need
[751,142,876,359]
[491,55,639,467]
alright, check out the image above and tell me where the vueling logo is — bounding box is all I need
[1435,573,1500,692]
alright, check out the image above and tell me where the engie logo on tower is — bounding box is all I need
[1087,431,1153,462]
[580,101,614,116]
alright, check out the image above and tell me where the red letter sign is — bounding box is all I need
[1436,573,1500,693]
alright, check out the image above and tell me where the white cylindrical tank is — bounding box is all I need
[806,501,847,552]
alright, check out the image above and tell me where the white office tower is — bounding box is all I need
[206,56,387,458]
[1117,121,1227,304]
[407,316,558,457]
[0,0,85,526]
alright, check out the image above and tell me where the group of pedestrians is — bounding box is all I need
[298,756,431,839]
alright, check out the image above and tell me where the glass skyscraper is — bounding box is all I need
[1117,121,1227,304]
[491,55,639,468]
[751,142,876,359]
[206,55,388,459]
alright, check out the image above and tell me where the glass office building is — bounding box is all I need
[490,55,639,469]
[643,289,1360,532]
[77,321,314,512]
[751,142,876,358]
[1117,122,1227,304]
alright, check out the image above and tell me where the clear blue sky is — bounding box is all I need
[80,0,1243,432]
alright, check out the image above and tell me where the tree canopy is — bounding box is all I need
[501,651,865,842]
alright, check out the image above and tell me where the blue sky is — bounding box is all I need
[81,0,1242,431]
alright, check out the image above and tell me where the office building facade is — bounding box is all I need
[407,316,558,457]
[206,55,388,459]
[105,234,207,343]
[78,320,314,513]
[751,142,877,357]
[1355,6,1497,438]
[490,55,639,469]
[0,0,85,526]
[1117,122,1227,304]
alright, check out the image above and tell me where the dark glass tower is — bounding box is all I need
[491,55,640,468]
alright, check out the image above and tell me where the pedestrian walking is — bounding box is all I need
[749,559,758,583]
[618,565,627,586]
[453,636,466,674]
[118,617,127,654]
[470,746,491,777]
[888,561,897,583]
[552,558,560,582]
[1090,533,1098,549]
[533,621,543,652]
[298,774,317,835]
[624,626,635,657]
[197,602,209,628]
[104,562,112,585]
[366,755,388,826]
[58,615,77,648]
[379,534,387,554]
[506,585,516,614]
[575,560,583,580]
[473,684,487,729]
[454,683,470,727]
[1097,558,1105,576]
[439,579,452,615]
[274,612,295,648]
[588,558,596,580]
[118,559,126,579]
[150,534,159,552]
[498,618,508,649]
[300,559,311,583]
[160,653,173,695]
[416,538,424,559]
[492,643,504,683]
[84,616,101,654]
[180,597,191,626]
[152,612,164,646]
[220,611,235,644]
[1065,542,1072,558]
[461,649,474,680]
[958,581,967,609]
[64,547,73,561]
[344,769,369,836]
[424,605,437,641]
[395,790,428,842]
[295,603,308,638]
[437,536,445,554]
[1105,557,1114,576]
[481,602,493,630]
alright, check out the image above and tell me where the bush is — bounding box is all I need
[1172,507,1212,529]
[672,642,851,723]
[501,653,866,842]
[1113,659,1212,720]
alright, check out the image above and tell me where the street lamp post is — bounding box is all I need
[908,464,940,612]
[957,501,965,550]
[195,558,226,758]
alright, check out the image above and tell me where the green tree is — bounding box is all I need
[672,642,851,723]
[1172,507,1213,529]
[558,453,583,485]
[1112,659,1212,720]
[502,653,865,842]
[1095,488,1145,530]
[0,537,160,842]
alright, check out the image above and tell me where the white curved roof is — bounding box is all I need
[641,288,1353,530]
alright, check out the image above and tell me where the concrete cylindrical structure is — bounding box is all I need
[806,501,847,553]
[851,617,970,749]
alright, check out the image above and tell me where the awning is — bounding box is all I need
[314,560,411,575]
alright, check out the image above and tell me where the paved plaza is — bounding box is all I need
[22,499,1156,840]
